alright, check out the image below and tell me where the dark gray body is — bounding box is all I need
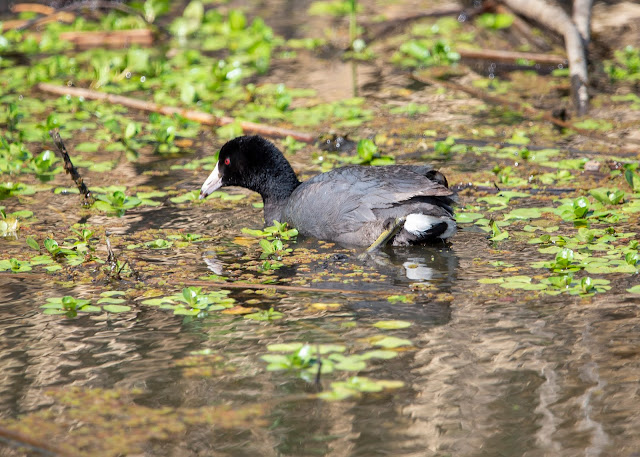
[268,165,456,246]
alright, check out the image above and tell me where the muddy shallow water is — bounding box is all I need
[2,192,640,456]
[2,0,640,456]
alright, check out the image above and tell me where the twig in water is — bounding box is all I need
[38,84,316,144]
[457,48,566,65]
[106,235,139,280]
[58,29,153,49]
[106,235,117,274]
[11,3,55,15]
[48,129,93,205]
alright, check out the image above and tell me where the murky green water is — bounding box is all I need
[2,191,639,456]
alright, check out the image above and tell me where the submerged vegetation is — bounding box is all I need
[1,0,640,455]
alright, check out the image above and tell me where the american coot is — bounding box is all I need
[200,135,456,247]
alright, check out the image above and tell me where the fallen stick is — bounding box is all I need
[411,72,640,147]
[37,83,316,143]
[11,3,54,14]
[458,48,566,65]
[49,129,93,204]
[2,12,75,31]
[59,29,153,48]
[25,29,153,48]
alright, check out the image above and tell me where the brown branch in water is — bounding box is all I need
[60,29,153,49]
[499,0,590,115]
[48,129,93,204]
[458,48,566,65]
[37,83,316,144]
[25,29,153,49]
[410,72,640,147]
[106,235,139,280]
[2,12,75,31]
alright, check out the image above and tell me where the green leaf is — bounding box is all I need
[503,207,543,220]
[358,350,398,360]
[456,212,483,223]
[79,305,102,313]
[356,139,377,162]
[26,237,40,250]
[267,343,304,352]
[573,197,589,218]
[625,169,640,192]
[124,122,139,139]
[100,290,126,297]
[372,336,413,349]
[477,13,514,29]
[102,304,132,313]
[332,356,367,371]
[627,285,640,294]
[478,277,505,284]
[43,238,60,254]
[372,320,412,329]
[228,9,247,30]
[75,142,100,153]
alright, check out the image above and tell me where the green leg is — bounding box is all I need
[365,217,406,252]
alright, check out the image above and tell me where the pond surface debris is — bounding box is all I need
[0,0,640,456]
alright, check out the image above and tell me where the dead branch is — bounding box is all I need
[106,235,139,280]
[2,12,75,31]
[37,83,316,143]
[25,29,153,48]
[411,72,640,147]
[60,29,153,48]
[48,129,93,204]
[458,48,566,65]
[11,3,54,15]
[500,0,590,115]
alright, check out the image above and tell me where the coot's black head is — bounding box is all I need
[199,135,300,202]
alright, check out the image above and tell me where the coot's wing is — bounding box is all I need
[283,166,454,240]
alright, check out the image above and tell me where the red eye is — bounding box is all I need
[224,157,230,165]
